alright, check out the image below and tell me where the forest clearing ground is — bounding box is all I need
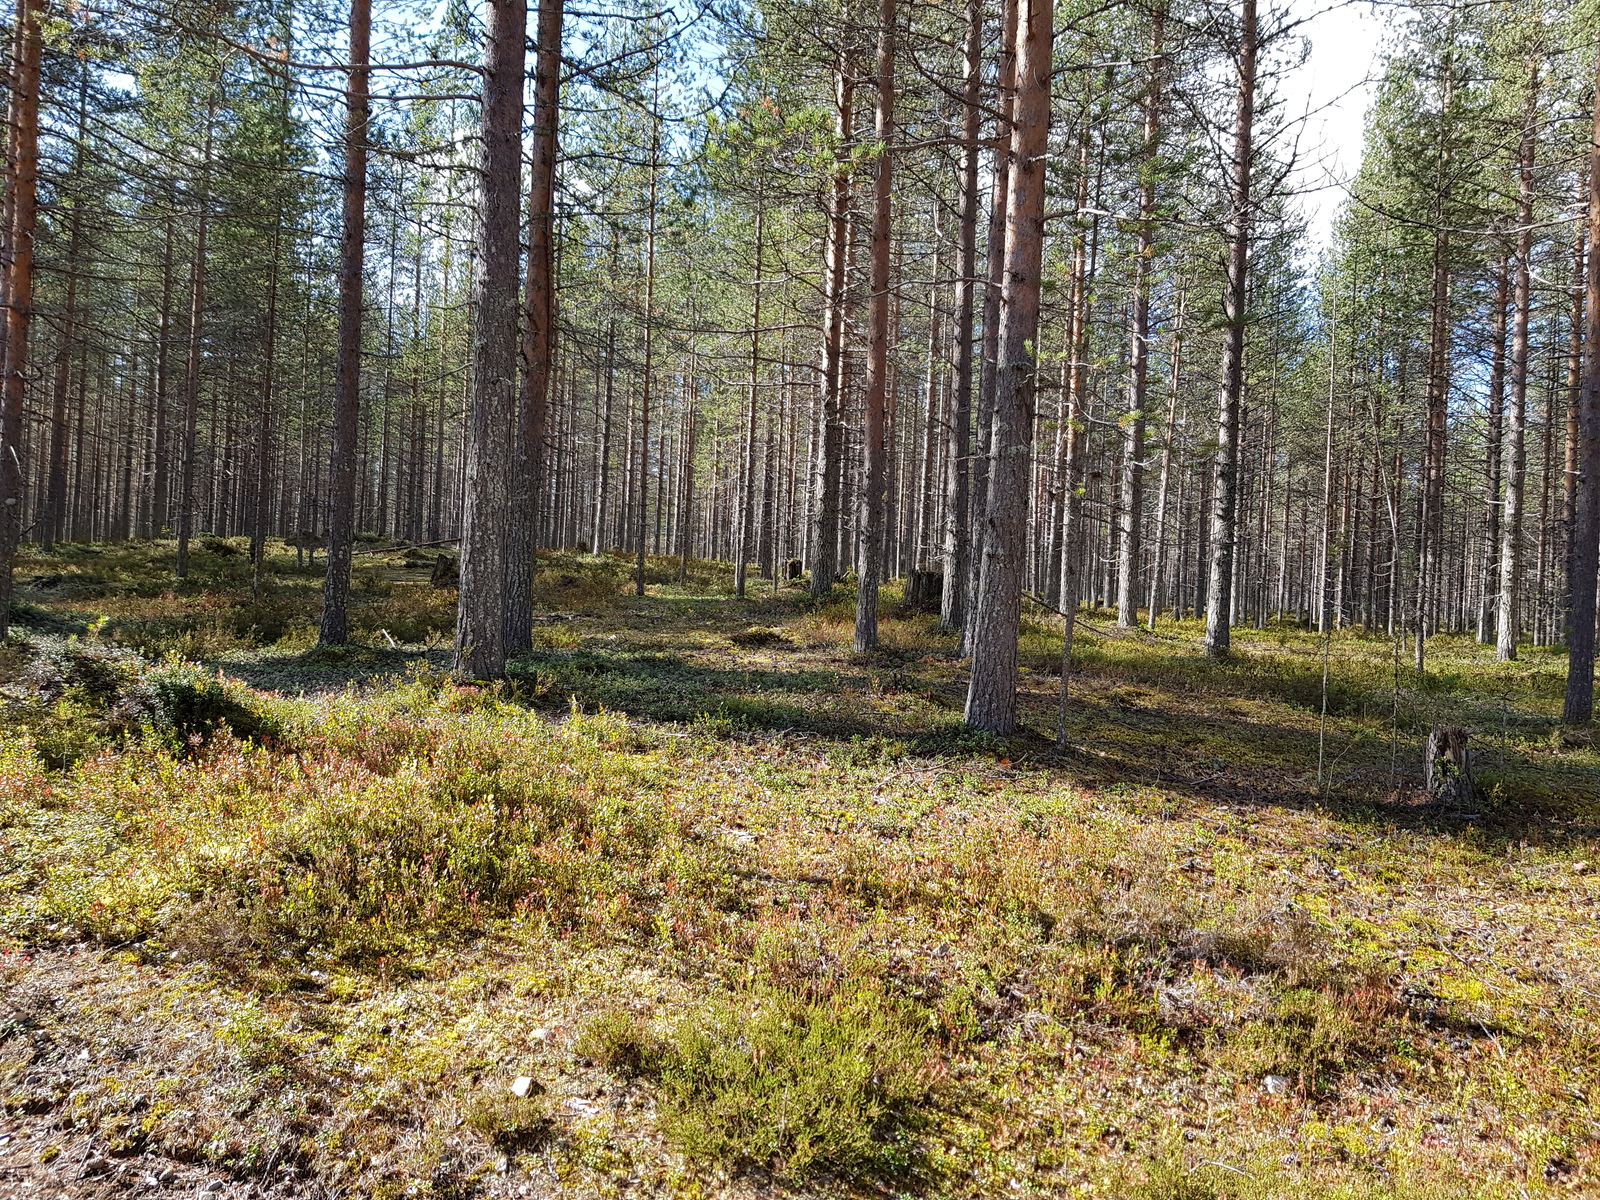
[2,540,1599,1199]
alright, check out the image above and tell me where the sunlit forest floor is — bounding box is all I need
[2,539,1598,1199]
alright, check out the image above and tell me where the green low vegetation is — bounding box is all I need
[2,540,1597,1197]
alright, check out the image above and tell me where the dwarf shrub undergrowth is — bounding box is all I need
[0,677,736,963]
[581,984,935,1184]
[1,633,284,766]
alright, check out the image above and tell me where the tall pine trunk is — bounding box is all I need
[963,0,1018,651]
[454,0,526,677]
[1478,255,1507,643]
[634,69,660,598]
[736,196,764,598]
[0,0,40,639]
[1116,11,1163,627]
[964,0,1051,734]
[941,0,982,633]
[252,220,281,599]
[507,0,564,652]
[174,107,215,580]
[318,0,369,642]
[1498,61,1537,665]
[854,0,895,651]
[1564,42,1600,725]
[1203,0,1255,658]
[1147,285,1184,629]
[811,55,852,597]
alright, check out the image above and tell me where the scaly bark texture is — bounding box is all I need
[1498,62,1536,665]
[507,0,565,654]
[1563,43,1600,725]
[964,0,1051,734]
[455,0,526,678]
[940,0,982,634]
[963,0,1018,652]
[855,0,895,652]
[174,109,214,582]
[0,0,41,640]
[1116,10,1163,628]
[810,56,852,598]
[736,198,763,599]
[1203,0,1255,659]
[318,0,370,644]
[1477,257,1507,644]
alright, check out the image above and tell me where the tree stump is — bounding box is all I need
[785,558,803,582]
[430,553,460,589]
[1425,725,1473,807]
[906,569,944,608]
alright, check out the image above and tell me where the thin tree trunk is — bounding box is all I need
[507,0,564,652]
[1147,284,1184,629]
[855,0,895,651]
[1416,53,1457,670]
[1047,139,1089,609]
[1117,10,1164,627]
[736,194,764,598]
[915,232,942,572]
[174,106,215,580]
[811,54,853,597]
[1478,253,1508,643]
[1498,62,1537,664]
[941,0,982,633]
[1203,0,1255,658]
[1318,291,1337,633]
[252,219,281,599]
[678,355,697,583]
[635,68,660,597]
[963,0,1019,649]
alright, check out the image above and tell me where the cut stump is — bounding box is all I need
[1425,725,1473,807]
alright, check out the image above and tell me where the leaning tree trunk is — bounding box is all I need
[454,0,526,678]
[1564,40,1600,725]
[964,0,1051,734]
[1203,0,1255,658]
[854,0,895,651]
[0,0,41,641]
[506,0,565,654]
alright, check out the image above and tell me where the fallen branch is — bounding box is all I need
[352,537,460,558]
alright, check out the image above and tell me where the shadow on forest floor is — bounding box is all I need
[193,585,1600,851]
